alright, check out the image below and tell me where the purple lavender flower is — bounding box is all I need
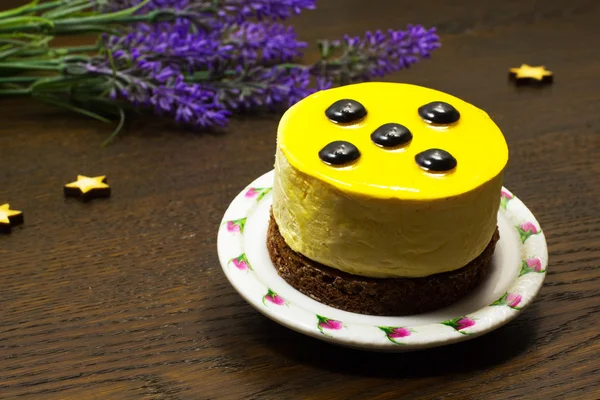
[106,25,229,70]
[106,21,310,106]
[263,66,312,106]
[312,25,440,85]
[102,0,316,23]
[92,28,233,127]
[100,0,190,12]
[226,22,306,64]
[216,0,316,22]
[214,65,312,110]
[51,2,438,139]
[85,59,230,127]
[152,79,230,127]
[98,1,217,33]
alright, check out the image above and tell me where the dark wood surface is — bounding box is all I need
[1,1,599,399]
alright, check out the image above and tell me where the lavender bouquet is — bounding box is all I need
[0,0,440,145]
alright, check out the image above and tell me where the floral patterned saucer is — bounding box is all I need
[217,171,548,351]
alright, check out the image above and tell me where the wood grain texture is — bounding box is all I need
[1,0,599,399]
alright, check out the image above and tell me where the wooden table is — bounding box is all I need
[1,1,599,399]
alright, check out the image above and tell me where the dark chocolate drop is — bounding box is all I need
[319,141,361,166]
[418,101,460,124]
[371,123,412,148]
[325,99,367,123]
[415,149,457,172]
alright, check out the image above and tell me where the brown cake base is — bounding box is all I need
[267,212,500,316]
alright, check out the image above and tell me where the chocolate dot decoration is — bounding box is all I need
[371,123,412,148]
[418,101,460,124]
[319,141,361,166]
[325,99,367,124]
[415,149,457,172]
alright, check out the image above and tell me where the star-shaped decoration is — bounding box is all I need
[64,175,111,202]
[509,64,553,85]
[0,204,24,233]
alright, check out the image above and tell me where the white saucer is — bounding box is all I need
[217,171,548,352]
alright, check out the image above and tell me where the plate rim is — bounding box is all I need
[217,170,548,351]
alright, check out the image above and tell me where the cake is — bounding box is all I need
[267,82,509,316]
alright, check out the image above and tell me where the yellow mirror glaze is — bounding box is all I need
[278,82,508,200]
[272,82,509,278]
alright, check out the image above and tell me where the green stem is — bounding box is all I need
[54,12,171,28]
[53,0,150,25]
[0,0,150,35]
[42,0,91,18]
[1,58,60,65]
[2,54,90,65]
[0,87,31,95]
[31,73,88,88]
[0,62,62,71]
[0,76,45,83]
[277,63,304,69]
[61,44,100,53]
[0,16,54,30]
[0,38,32,46]
[0,33,46,40]
[186,69,240,82]
[0,35,53,59]
[102,107,125,147]
[18,44,99,57]
[40,25,120,36]
[33,93,112,123]
[0,1,63,19]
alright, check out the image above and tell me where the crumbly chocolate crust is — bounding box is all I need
[267,212,499,316]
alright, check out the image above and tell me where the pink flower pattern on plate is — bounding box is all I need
[245,188,259,198]
[442,317,476,334]
[517,221,541,243]
[244,187,272,201]
[225,218,246,233]
[220,175,548,348]
[229,254,252,271]
[456,318,475,331]
[317,315,343,334]
[500,188,514,210]
[378,326,412,344]
[506,293,522,308]
[263,289,286,306]
[520,256,545,276]
[491,292,523,309]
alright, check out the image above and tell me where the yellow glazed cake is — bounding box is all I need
[266,82,509,315]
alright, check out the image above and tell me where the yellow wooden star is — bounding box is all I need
[64,175,111,201]
[0,203,23,233]
[509,64,553,82]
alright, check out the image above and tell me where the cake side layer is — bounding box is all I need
[278,82,508,200]
[267,212,499,316]
[272,148,503,278]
